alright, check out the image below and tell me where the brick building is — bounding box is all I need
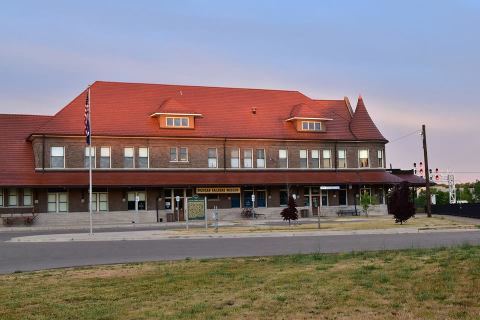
[0,81,423,224]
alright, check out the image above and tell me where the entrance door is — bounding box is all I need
[311,196,320,216]
[256,191,266,207]
[231,194,240,208]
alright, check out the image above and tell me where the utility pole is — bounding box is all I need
[422,124,432,217]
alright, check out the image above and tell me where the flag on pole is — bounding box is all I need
[85,89,91,145]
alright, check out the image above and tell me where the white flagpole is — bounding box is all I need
[88,86,93,236]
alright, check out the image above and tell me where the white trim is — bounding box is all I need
[165,116,190,128]
[100,146,112,169]
[243,148,253,168]
[138,147,149,168]
[208,148,218,168]
[337,149,347,168]
[230,148,240,168]
[150,112,203,117]
[256,148,266,168]
[300,121,323,131]
[124,147,135,168]
[279,149,288,168]
[322,149,332,168]
[300,149,308,168]
[358,149,370,168]
[285,117,333,122]
[84,146,96,169]
[50,146,65,168]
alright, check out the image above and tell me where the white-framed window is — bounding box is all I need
[166,117,189,127]
[359,149,369,168]
[138,147,149,168]
[8,188,17,206]
[179,147,188,162]
[170,147,188,162]
[127,191,146,211]
[48,192,68,213]
[0,189,3,206]
[378,150,384,168]
[279,149,288,168]
[100,147,111,168]
[231,148,240,168]
[208,148,218,168]
[50,146,65,168]
[124,147,134,168]
[300,150,308,168]
[91,192,108,212]
[23,188,32,206]
[301,121,322,131]
[322,150,332,168]
[243,149,253,168]
[256,149,266,168]
[84,146,96,168]
[338,149,347,168]
[311,150,319,168]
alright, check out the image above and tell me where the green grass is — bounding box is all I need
[1,246,479,319]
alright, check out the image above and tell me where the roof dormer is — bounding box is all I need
[150,98,203,129]
[285,103,332,132]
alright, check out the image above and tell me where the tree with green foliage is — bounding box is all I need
[360,193,376,216]
[388,182,415,224]
[281,196,298,225]
[473,180,480,203]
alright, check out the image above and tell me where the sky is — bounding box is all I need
[1,0,479,182]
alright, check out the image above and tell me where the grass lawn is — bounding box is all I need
[173,215,476,234]
[1,246,479,320]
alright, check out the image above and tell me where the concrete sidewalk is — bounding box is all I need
[8,226,479,243]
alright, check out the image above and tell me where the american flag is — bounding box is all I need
[85,88,91,145]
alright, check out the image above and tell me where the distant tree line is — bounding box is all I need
[415,180,480,207]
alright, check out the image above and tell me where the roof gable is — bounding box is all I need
[350,96,386,141]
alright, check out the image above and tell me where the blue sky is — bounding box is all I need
[1,0,479,181]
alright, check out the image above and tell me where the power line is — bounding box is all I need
[389,130,421,143]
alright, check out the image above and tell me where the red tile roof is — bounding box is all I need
[32,81,386,141]
[0,114,52,185]
[350,96,386,140]
[1,170,403,187]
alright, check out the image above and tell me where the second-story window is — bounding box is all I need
[166,117,189,127]
[256,149,265,168]
[244,149,253,168]
[138,147,149,168]
[0,189,3,206]
[322,150,332,168]
[124,147,134,168]
[100,147,111,168]
[311,150,319,168]
[279,149,288,168]
[50,146,65,168]
[231,149,240,168]
[84,147,96,168]
[359,149,369,168]
[170,147,188,162]
[208,148,218,168]
[338,149,347,168]
[378,150,384,168]
[300,150,308,168]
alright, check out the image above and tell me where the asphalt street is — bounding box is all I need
[0,230,479,274]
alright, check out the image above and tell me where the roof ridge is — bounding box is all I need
[93,80,303,94]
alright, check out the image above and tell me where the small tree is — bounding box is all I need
[281,196,298,225]
[360,193,374,216]
[388,182,415,224]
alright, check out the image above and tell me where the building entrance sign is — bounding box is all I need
[196,187,241,194]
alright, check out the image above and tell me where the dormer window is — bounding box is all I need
[166,117,189,128]
[301,121,322,131]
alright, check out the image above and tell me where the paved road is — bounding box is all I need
[1,230,479,274]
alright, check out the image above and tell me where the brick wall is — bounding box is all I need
[32,136,386,170]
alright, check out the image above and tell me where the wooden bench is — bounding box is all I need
[1,213,37,226]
